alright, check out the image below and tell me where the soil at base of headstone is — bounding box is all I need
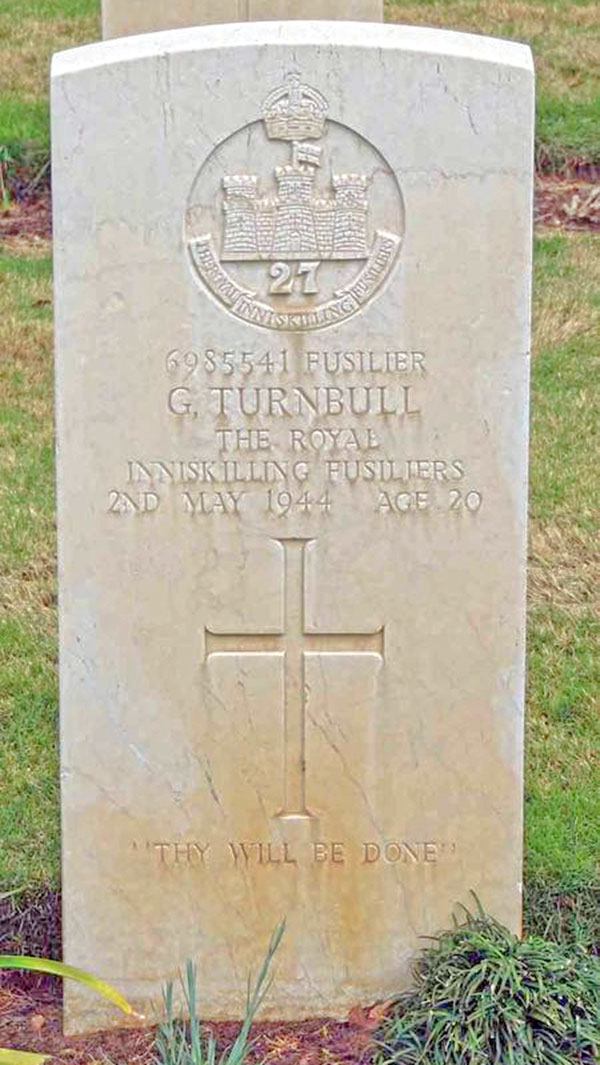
[0,190,52,241]
[0,890,376,1065]
[1,176,600,243]
[0,892,381,1065]
[0,983,378,1065]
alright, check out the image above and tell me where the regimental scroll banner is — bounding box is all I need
[186,73,404,331]
[189,229,402,330]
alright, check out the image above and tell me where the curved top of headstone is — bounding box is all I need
[54,21,534,79]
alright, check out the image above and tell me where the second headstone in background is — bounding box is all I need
[102,0,383,40]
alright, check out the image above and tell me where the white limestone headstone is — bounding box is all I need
[52,22,534,1034]
[102,0,383,40]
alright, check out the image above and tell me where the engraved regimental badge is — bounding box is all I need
[186,74,404,332]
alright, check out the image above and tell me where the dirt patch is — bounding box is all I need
[535,176,600,230]
[0,985,376,1065]
[0,894,376,1065]
[0,986,153,1065]
[0,890,61,971]
[0,191,51,242]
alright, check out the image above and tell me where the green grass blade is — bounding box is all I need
[0,1051,50,1065]
[0,957,137,1017]
[224,920,285,1065]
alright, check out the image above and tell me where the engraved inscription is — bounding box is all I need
[269,261,321,295]
[229,842,297,866]
[186,74,404,331]
[205,538,384,820]
[153,841,211,865]
[141,838,457,868]
[106,340,487,523]
[164,346,427,377]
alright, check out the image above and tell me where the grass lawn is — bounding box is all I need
[0,241,58,889]
[523,230,600,944]
[0,0,99,157]
[0,0,599,164]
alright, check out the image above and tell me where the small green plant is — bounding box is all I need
[376,899,600,1065]
[155,921,285,1065]
[0,146,12,208]
[0,955,137,1065]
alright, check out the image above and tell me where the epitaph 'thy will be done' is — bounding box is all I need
[52,22,534,1034]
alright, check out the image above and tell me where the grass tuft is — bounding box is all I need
[376,901,600,1065]
[524,879,600,956]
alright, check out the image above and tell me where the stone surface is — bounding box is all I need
[102,0,383,40]
[52,22,534,1035]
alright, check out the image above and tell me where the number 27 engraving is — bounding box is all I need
[269,261,320,296]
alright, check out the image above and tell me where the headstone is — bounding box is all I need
[102,0,383,40]
[52,21,534,1035]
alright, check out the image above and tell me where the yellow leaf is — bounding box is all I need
[0,957,138,1018]
[0,1049,50,1065]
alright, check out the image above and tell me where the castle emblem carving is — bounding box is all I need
[222,78,369,263]
[186,74,404,331]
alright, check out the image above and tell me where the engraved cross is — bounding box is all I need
[204,538,384,819]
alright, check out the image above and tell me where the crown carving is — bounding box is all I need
[262,74,328,142]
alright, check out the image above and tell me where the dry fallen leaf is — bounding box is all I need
[367,998,396,1023]
[347,1006,378,1031]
